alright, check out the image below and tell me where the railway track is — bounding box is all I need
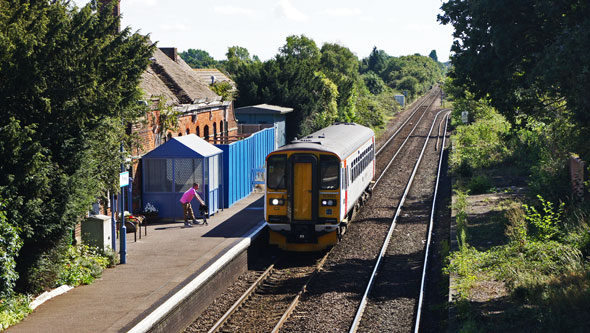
[350,110,450,332]
[205,252,329,333]
[185,88,448,332]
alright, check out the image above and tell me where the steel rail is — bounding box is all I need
[414,111,450,332]
[271,251,331,333]
[435,109,449,151]
[372,91,439,189]
[349,108,448,333]
[207,262,277,333]
[375,91,434,157]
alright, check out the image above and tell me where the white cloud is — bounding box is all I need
[214,5,257,17]
[126,0,158,7]
[325,8,362,17]
[275,0,308,22]
[159,23,190,32]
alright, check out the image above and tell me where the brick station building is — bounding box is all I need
[128,46,238,212]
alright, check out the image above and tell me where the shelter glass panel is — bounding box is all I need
[175,158,203,192]
[209,155,219,190]
[145,159,173,192]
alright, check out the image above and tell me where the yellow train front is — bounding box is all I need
[265,123,375,251]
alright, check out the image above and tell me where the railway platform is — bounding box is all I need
[7,192,266,333]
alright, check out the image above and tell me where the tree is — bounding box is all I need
[319,43,361,122]
[279,35,321,63]
[438,0,590,128]
[0,0,154,292]
[362,46,388,75]
[428,50,438,62]
[232,35,336,139]
[362,72,387,95]
[397,76,420,99]
[225,45,254,74]
[179,49,217,68]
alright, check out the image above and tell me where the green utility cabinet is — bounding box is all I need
[82,215,112,252]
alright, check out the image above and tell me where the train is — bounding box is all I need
[265,123,376,251]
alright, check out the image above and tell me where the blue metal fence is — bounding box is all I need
[216,127,275,208]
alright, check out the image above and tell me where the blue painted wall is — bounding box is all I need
[216,127,275,208]
[235,114,287,147]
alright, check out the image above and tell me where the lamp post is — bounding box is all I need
[120,143,127,264]
[111,193,116,252]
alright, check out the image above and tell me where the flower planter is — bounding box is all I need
[142,212,160,223]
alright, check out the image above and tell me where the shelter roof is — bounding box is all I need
[234,104,294,115]
[143,134,222,159]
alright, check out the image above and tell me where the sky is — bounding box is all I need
[72,0,455,63]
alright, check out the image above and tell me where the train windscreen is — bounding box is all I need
[267,154,287,189]
[320,156,340,190]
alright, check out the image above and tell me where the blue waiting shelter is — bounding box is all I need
[141,134,222,219]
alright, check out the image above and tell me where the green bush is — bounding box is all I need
[509,116,573,203]
[56,245,110,287]
[467,175,494,194]
[0,201,22,297]
[500,241,581,288]
[453,189,469,249]
[24,240,68,294]
[0,293,31,330]
[450,110,511,173]
[523,195,564,241]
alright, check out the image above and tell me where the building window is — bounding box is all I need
[204,125,209,142]
[196,126,200,137]
[166,132,172,141]
[213,123,217,144]
[186,128,190,135]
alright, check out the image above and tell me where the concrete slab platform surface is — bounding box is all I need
[7,192,265,333]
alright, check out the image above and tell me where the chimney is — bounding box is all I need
[98,0,121,32]
[159,48,178,62]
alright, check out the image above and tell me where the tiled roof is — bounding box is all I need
[192,69,234,86]
[140,48,218,105]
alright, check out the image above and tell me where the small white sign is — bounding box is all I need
[120,171,129,188]
[461,111,469,124]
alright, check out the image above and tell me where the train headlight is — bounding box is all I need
[321,199,336,206]
[270,198,285,206]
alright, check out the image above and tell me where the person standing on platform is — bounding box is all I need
[180,183,205,227]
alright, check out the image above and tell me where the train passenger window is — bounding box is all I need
[320,156,340,190]
[267,155,287,189]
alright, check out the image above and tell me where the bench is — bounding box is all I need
[116,215,147,242]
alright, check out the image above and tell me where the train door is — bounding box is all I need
[289,154,318,223]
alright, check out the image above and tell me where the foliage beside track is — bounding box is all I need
[445,81,590,330]
[0,0,153,298]
[181,37,445,141]
[0,243,113,329]
[441,0,590,320]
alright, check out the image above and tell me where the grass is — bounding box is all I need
[0,245,115,330]
[447,189,590,331]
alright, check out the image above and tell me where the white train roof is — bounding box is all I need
[274,123,374,160]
